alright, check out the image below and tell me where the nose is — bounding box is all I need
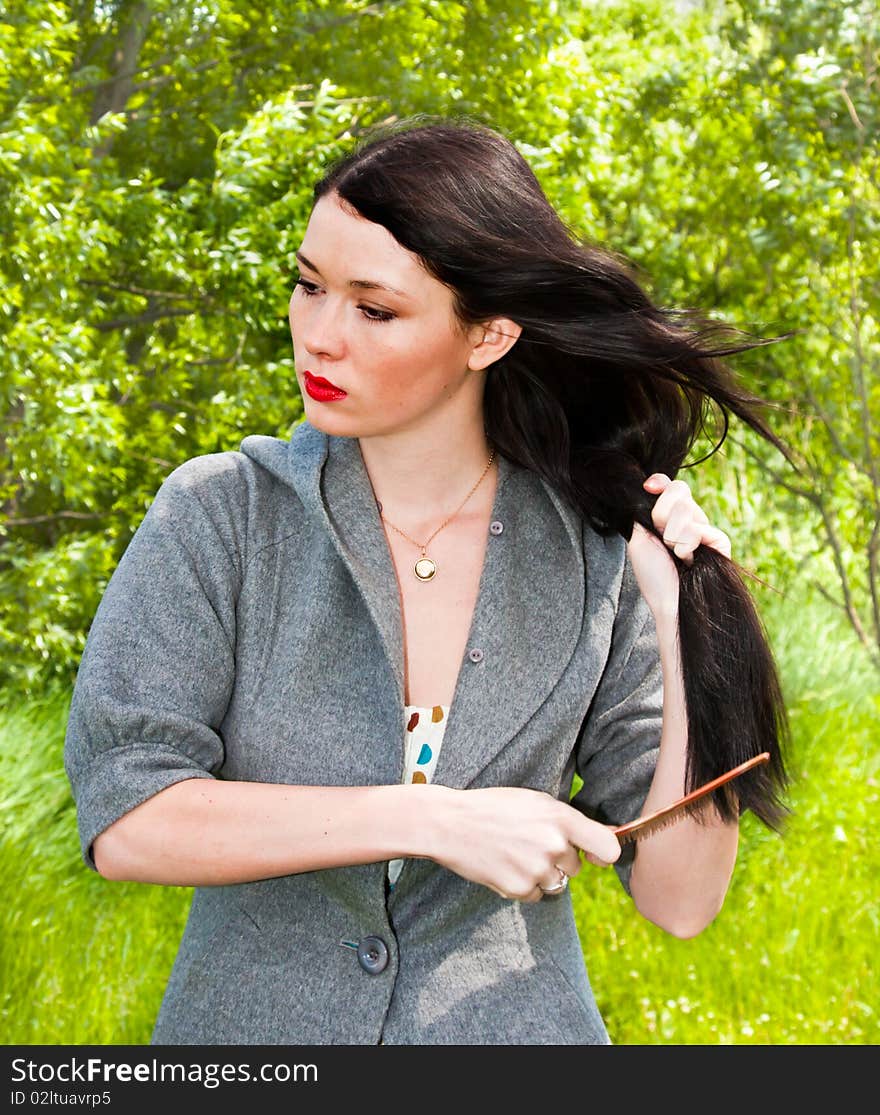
[292,292,346,360]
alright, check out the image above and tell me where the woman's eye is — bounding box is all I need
[360,305,395,324]
[293,278,395,324]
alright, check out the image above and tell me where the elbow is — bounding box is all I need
[629,850,736,940]
[89,781,195,882]
[656,914,717,940]
[634,893,726,940]
[91,827,133,881]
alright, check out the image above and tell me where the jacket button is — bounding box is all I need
[468,647,484,663]
[489,520,504,535]
[357,935,389,975]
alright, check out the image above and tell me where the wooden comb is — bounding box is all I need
[613,752,771,845]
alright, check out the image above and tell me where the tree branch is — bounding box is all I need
[74,0,405,104]
[846,211,879,498]
[186,328,248,368]
[868,516,880,647]
[735,438,871,651]
[92,306,208,332]
[814,498,871,651]
[802,383,872,481]
[839,82,865,132]
[730,436,818,505]
[81,278,205,301]
[89,0,152,155]
[2,511,106,527]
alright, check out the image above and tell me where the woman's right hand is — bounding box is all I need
[422,784,622,903]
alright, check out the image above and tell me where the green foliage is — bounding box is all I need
[0,0,571,692]
[1,0,878,691]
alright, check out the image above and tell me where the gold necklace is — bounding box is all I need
[379,448,496,581]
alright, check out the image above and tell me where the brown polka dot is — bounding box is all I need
[432,705,444,722]
[411,771,427,784]
[407,712,420,732]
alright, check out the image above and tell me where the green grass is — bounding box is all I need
[1,589,877,1044]
[0,692,190,1044]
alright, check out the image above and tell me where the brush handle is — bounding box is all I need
[612,752,771,841]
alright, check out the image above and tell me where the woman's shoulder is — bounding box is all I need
[155,450,270,528]
[144,442,312,573]
[162,449,251,492]
[159,431,314,512]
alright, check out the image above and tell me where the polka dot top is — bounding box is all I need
[387,703,450,888]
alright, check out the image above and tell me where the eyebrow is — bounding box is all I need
[294,250,412,300]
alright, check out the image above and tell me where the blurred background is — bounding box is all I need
[1,0,877,1044]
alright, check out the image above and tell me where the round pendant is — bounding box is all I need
[414,557,436,581]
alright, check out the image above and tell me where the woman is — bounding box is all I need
[63,116,789,1045]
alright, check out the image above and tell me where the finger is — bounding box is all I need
[555,843,583,880]
[534,841,583,897]
[521,884,545,905]
[665,499,709,530]
[648,479,694,532]
[663,501,702,546]
[700,524,732,558]
[663,523,704,562]
[663,523,732,563]
[572,823,621,866]
[538,865,570,894]
[582,850,615,868]
[654,498,701,563]
[642,473,672,494]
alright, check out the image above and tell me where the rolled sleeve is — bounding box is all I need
[571,553,663,895]
[63,456,243,870]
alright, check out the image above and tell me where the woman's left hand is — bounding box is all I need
[627,473,732,620]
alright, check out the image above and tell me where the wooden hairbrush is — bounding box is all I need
[613,752,771,844]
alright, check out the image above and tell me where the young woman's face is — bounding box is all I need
[288,191,486,439]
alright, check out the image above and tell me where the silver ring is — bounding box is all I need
[541,869,569,895]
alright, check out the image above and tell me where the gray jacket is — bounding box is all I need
[63,420,663,1046]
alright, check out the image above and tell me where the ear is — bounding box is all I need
[466,318,522,372]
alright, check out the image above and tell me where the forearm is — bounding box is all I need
[628,610,739,937]
[93,778,437,886]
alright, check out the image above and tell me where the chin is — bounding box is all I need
[300,396,431,442]
[300,401,363,439]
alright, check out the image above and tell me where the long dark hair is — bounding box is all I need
[313,114,791,831]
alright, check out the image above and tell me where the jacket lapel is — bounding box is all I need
[430,461,585,790]
[318,427,586,789]
[320,431,407,710]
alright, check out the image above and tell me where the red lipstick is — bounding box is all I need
[303,371,347,402]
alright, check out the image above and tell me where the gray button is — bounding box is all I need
[490,520,504,535]
[357,935,389,975]
[468,647,484,663]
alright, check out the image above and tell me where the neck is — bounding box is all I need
[358,424,495,525]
